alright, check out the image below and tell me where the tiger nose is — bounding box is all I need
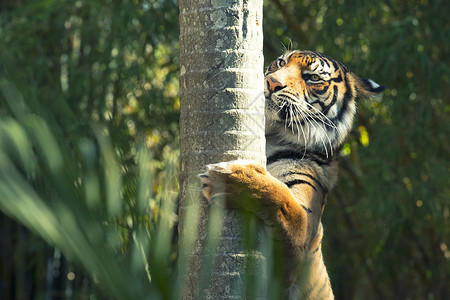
[266,77,286,93]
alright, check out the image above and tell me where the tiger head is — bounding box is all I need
[264,50,385,155]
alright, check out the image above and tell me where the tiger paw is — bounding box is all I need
[198,160,266,205]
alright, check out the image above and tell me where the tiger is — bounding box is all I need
[199,50,385,299]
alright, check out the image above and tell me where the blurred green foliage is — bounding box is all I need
[0,0,448,299]
[263,1,449,299]
[0,0,180,299]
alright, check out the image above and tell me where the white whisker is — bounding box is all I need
[303,110,334,157]
[292,102,334,157]
[293,109,308,158]
[272,91,340,158]
[302,101,337,129]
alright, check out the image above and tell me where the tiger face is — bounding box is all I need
[264,50,385,154]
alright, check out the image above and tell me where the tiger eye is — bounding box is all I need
[277,59,286,68]
[310,74,321,81]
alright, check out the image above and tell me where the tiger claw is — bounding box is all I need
[199,160,261,201]
[199,163,232,200]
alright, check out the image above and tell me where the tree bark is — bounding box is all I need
[178,0,265,298]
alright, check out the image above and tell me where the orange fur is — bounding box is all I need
[201,161,331,298]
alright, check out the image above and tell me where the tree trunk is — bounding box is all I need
[178,0,265,298]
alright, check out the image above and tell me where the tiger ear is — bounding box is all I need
[356,77,386,100]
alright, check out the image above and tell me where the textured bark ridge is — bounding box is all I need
[179,0,265,298]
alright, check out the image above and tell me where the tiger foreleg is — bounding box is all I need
[199,160,308,252]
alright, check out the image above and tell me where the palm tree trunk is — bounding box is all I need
[179,0,265,298]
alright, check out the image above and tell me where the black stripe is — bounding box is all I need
[322,85,338,115]
[267,150,333,168]
[371,85,386,93]
[312,239,322,254]
[331,74,343,82]
[331,77,353,123]
[314,223,323,239]
[312,85,329,95]
[301,204,312,213]
[316,52,326,59]
[285,179,317,191]
[309,152,332,166]
[283,172,328,193]
[331,59,339,71]
[361,78,386,93]
[265,132,278,139]
[267,150,305,165]
[340,79,353,116]
[309,99,326,111]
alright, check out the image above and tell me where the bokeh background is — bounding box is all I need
[0,0,448,299]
